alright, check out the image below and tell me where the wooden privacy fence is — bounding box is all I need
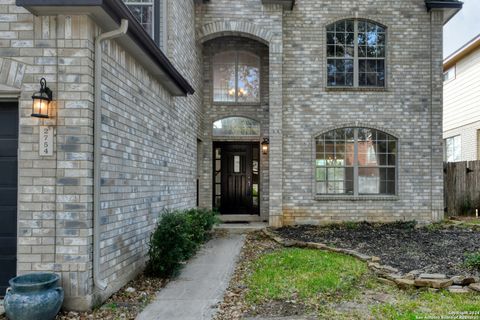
[444,161,480,217]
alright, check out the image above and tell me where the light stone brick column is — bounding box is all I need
[430,9,445,221]
[268,9,284,228]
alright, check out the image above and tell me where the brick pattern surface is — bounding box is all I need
[196,0,444,225]
[1,0,445,310]
[2,0,202,310]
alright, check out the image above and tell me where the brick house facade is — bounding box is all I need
[0,0,461,311]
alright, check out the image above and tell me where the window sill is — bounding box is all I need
[212,102,262,107]
[325,87,388,92]
[314,195,399,201]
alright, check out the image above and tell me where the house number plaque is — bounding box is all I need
[39,126,53,156]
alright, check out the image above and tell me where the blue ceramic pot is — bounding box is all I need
[4,273,64,320]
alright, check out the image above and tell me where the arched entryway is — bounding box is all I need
[212,117,261,216]
[197,20,284,226]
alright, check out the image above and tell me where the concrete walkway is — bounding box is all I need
[136,234,245,320]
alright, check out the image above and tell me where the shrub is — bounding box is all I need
[184,208,219,243]
[146,209,219,277]
[464,252,480,271]
[459,195,473,216]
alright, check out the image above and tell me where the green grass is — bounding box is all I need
[243,246,480,319]
[372,290,480,320]
[463,219,480,225]
[246,248,368,303]
[464,252,480,271]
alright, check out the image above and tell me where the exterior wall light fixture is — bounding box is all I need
[31,78,52,118]
[261,137,269,155]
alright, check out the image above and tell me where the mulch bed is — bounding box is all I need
[275,221,480,277]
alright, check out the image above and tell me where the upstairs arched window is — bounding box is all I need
[327,19,386,87]
[213,51,260,103]
[315,128,397,195]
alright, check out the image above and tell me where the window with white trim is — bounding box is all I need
[124,0,168,50]
[443,66,456,82]
[315,128,397,196]
[445,135,461,162]
[327,19,386,87]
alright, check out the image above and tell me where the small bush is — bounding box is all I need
[464,252,480,270]
[184,208,219,243]
[459,195,474,216]
[146,209,219,277]
[344,221,360,230]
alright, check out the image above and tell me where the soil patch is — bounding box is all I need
[275,222,480,277]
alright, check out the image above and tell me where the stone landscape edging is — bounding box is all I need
[262,228,480,294]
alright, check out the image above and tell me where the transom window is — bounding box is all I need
[327,19,386,87]
[213,51,260,103]
[316,128,397,196]
[213,117,260,137]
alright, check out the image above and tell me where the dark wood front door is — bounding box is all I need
[0,102,18,296]
[213,142,260,215]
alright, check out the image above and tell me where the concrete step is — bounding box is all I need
[219,214,265,223]
[214,222,267,234]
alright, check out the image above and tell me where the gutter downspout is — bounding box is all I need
[93,19,128,291]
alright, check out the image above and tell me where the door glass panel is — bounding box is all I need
[234,155,240,173]
[253,160,259,174]
[214,147,222,209]
[253,183,259,207]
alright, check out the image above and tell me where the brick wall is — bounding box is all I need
[2,0,447,311]
[97,0,202,302]
[4,10,98,308]
[196,0,445,225]
[281,0,444,224]
[2,0,202,310]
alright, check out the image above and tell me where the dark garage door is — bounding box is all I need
[0,102,17,296]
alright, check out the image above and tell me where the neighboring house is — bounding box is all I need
[0,0,460,311]
[443,34,480,162]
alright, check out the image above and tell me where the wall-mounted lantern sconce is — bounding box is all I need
[31,78,52,118]
[261,137,269,155]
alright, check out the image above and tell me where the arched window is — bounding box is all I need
[213,51,260,103]
[213,117,260,136]
[315,128,397,195]
[326,19,386,87]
